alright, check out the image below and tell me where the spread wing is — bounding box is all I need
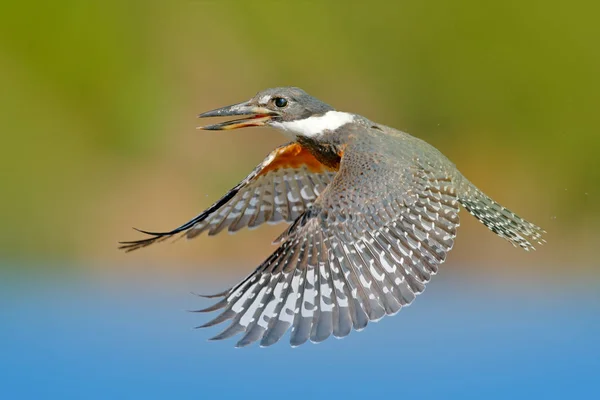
[119,143,338,252]
[195,138,461,347]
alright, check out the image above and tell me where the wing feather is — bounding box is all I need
[289,241,311,347]
[119,143,338,252]
[327,242,354,337]
[194,134,465,346]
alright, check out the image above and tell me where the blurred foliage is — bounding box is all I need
[0,1,598,270]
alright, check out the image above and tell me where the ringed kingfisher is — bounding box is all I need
[120,87,545,347]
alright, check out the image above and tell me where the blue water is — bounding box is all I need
[1,267,599,399]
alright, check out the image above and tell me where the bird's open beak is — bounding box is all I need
[197,100,278,130]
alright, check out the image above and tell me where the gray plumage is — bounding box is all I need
[120,87,545,347]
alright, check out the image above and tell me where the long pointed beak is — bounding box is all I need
[197,100,278,130]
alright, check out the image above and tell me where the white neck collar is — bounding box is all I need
[270,111,354,139]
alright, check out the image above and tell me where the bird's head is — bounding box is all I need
[198,87,354,140]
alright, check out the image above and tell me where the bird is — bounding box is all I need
[120,87,545,348]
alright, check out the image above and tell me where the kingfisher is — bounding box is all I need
[120,87,545,347]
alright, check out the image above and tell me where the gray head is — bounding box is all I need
[198,87,354,139]
[251,87,334,122]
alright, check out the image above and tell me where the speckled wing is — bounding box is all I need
[119,143,337,252]
[196,137,462,347]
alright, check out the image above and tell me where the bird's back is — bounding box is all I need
[328,120,544,251]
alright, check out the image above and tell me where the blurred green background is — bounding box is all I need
[2,2,600,399]
[1,0,598,274]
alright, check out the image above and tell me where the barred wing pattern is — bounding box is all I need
[458,186,545,251]
[119,143,337,252]
[196,151,461,347]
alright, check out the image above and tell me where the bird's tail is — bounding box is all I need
[458,185,546,251]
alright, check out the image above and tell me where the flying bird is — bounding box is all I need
[120,87,545,347]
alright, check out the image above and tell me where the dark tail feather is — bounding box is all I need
[459,187,546,251]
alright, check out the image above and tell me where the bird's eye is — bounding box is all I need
[273,97,288,108]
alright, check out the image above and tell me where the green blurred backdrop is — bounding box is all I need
[1,0,598,274]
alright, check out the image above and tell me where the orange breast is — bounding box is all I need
[258,143,340,177]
